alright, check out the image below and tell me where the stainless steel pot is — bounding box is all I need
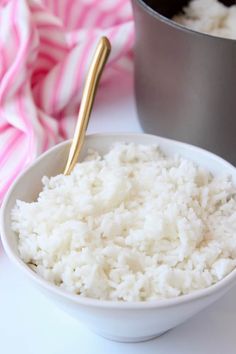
[132,0,236,164]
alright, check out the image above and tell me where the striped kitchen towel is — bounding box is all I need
[0,0,134,203]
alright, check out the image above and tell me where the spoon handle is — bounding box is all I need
[64,37,111,175]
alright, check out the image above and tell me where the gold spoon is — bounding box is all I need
[63,37,111,175]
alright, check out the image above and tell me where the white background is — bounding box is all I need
[1,75,236,354]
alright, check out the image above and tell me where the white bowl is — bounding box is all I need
[1,133,236,343]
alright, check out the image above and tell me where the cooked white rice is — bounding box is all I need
[173,0,236,39]
[11,143,236,301]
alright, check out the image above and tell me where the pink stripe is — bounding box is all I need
[38,112,58,142]
[29,1,44,13]
[12,0,20,45]
[0,151,28,201]
[0,42,8,80]
[75,3,95,28]
[50,57,68,114]
[71,34,97,103]
[48,33,96,114]
[38,115,49,151]
[32,68,49,77]
[58,111,67,140]
[38,51,58,65]
[0,2,34,103]
[107,25,120,43]
[0,122,11,133]
[0,131,22,169]
[17,94,34,134]
[66,30,77,47]
[17,89,35,161]
[108,27,134,66]
[64,0,74,28]
[112,61,132,73]
[127,51,134,60]
[36,22,62,31]
[42,0,50,8]
[94,0,128,28]
[40,37,68,52]
[57,35,98,124]
[31,70,49,88]
[53,0,60,17]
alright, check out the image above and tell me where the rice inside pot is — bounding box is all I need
[173,0,236,39]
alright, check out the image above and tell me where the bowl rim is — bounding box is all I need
[133,0,236,43]
[1,132,236,310]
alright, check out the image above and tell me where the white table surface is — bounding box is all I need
[1,75,236,354]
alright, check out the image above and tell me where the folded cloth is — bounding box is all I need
[0,0,134,203]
